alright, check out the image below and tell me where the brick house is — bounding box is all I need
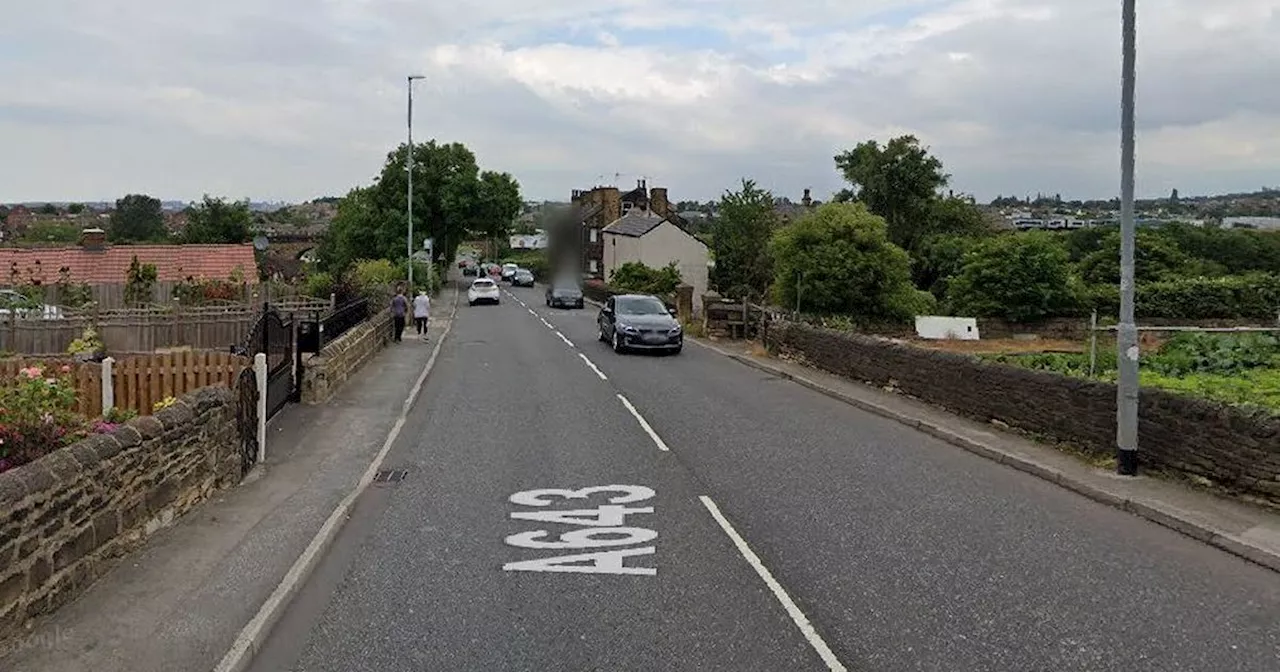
[570,179,685,278]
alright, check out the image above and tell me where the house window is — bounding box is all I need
[622,202,633,213]
[589,260,598,272]
[589,228,598,243]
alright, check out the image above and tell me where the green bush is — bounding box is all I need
[609,261,682,296]
[770,202,922,320]
[305,272,335,298]
[946,232,1083,322]
[1087,273,1280,319]
[1147,332,1279,376]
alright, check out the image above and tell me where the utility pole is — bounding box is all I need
[1116,0,1139,475]
[406,75,424,290]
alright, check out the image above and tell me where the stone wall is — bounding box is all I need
[300,309,392,404]
[765,320,1280,505]
[0,386,238,642]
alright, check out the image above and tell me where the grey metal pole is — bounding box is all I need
[404,75,424,288]
[1116,0,1139,475]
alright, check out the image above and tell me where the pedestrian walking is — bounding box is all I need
[413,289,431,340]
[391,285,408,342]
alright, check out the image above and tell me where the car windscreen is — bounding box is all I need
[473,281,495,288]
[552,287,581,296]
[615,297,667,315]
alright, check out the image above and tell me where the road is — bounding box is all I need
[251,282,1280,672]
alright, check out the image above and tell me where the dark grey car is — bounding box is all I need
[597,294,682,354]
[546,283,584,308]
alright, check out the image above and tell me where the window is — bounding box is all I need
[589,228,598,243]
[589,260,598,272]
[622,202,633,213]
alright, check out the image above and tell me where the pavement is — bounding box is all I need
[245,283,1280,672]
[0,283,458,672]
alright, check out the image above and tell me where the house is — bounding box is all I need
[0,228,259,287]
[570,179,688,277]
[3,205,33,237]
[601,208,710,313]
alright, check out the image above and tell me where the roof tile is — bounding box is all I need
[0,244,259,285]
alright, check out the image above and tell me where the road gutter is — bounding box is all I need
[690,336,1280,575]
[213,283,461,672]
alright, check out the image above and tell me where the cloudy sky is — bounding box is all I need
[3,0,1278,205]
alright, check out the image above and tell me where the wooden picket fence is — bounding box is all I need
[0,350,249,418]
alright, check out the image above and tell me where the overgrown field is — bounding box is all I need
[983,332,1280,412]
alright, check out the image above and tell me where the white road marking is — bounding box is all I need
[554,330,574,347]
[527,307,538,317]
[539,318,554,329]
[698,496,848,672]
[616,394,670,451]
[578,353,607,380]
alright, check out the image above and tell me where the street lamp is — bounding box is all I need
[1116,0,1139,475]
[406,74,425,290]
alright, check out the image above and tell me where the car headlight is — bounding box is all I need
[669,325,682,334]
[622,325,638,333]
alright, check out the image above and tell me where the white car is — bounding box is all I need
[468,278,501,306]
[500,263,519,282]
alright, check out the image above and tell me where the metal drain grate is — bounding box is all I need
[372,469,408,484]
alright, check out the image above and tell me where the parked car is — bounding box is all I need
[0,289,64,320]
[546,283,584,309]
[511,269,535,287]
[468,278,501,306]
[500,263,519,282]
[597,294,681,354]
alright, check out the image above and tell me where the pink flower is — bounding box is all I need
[59,365,72,373]
[20,366,42,379]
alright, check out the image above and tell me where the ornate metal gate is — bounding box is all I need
[242,303,296,420]
[235,367,259,476]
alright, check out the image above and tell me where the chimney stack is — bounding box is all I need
[649,187,669,217]
[80,227,107,250]
[802,188,812,207]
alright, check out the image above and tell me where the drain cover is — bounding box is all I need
[373,469,408,484]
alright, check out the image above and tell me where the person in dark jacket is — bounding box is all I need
[390,285,408,342]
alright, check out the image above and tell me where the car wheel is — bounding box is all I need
[576,300,584,309]
[598,324,608,343]
[468,300,475,306]
[671,345,682,355]
[612,330,625,354]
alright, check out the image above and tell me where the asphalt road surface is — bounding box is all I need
[251,283,1280,672]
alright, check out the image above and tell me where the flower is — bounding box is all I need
[59,365,72,374]
[20,366,42,379]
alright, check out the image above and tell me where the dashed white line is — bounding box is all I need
[699,496,848,671]
[539,318,553,329]
[578,353,607,380]
[616,394,669,451]
[554,330,574,347]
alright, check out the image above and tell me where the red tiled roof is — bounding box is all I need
[0,244,259,285]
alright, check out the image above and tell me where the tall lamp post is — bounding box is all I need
[1116,0,1139,475]
[406,74,425,290]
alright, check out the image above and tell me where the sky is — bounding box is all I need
[2,0,1279,205]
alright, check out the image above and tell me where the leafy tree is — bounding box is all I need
[183,195,253,244]
[1156,222,1280,275]
[67,203,86,215]
[1062,226,1114,263]
[110,194,166,242]
[124,255,158,306]
[927,196,991,238]
[38,203,58,215]
[913,234,983,300]
[23,221,81,243]
[1077,229,1192,285]
[710,179,777,299]
[320,141,522,275]
[770,202,933,319]
[609,261,682,296]
[833,135,949,251]
[947,232,1082,322]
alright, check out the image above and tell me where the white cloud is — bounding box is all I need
[1,0,1278,204]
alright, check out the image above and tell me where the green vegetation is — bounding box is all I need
[946,232,1083,322]
[985,333,1280,412]
[609,261,682,296]
[110,194,167,242]
[183,195,253,244]
[710,179,777,301]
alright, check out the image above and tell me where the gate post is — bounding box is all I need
[101,357,115,415]
[254,353,267,464]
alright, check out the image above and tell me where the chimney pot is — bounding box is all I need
[80,227,107,250]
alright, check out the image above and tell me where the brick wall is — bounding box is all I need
[765,321,1280,505]
[0,386,238,642]
[300,309,392,404]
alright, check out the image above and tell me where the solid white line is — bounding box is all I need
[698,496,848,672]
[554,330,574,347]
[213,289,459,672]
[578,353,607,380]
[616,394,669,451]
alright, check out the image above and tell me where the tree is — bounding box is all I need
[1077,229,1192,285]
[67,203,85,215]
[609,261,682,295]
[110,194,166,242]
[183,195,253,244]
[769,202,933,319]
[927,196,991,238]
[833,135,949,251]
[947,232,1082,322]
[123,255,158,306]
[320,141,523,275]
[710,179,777,299]
[38,203,58,215]
[913,234,983,300]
